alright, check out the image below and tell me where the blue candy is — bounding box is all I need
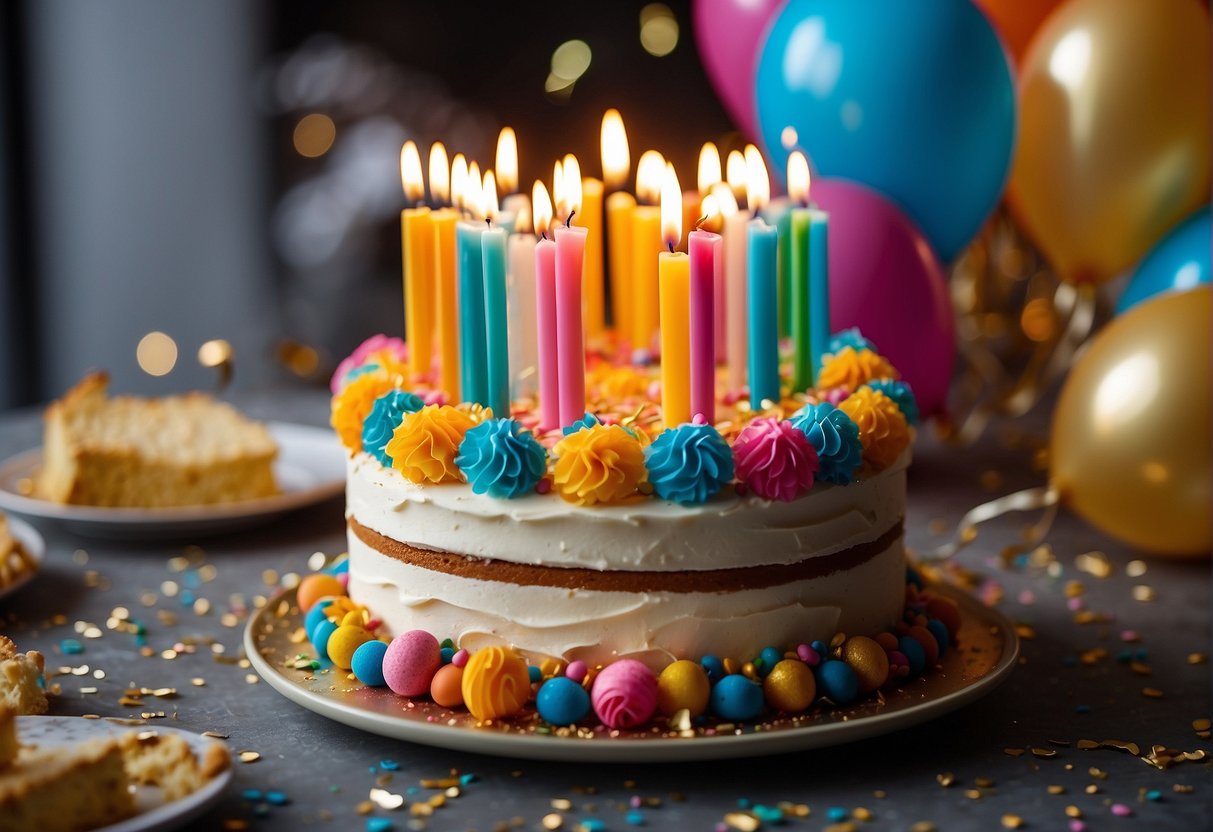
[351,639,389,687]
[304,599,335,636]
[898,635,927,677]
[710,674,764,721]
[527,665,542,684]
[816,660,859,705]
[309,619,338,661]
[440,646,455,665]
[756,647,783,677]
[926,619,950,656]
[700,655,725,684]
[536,676,591,725]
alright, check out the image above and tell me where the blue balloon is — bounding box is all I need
[1116,207,1211,315]
[755,0,1015,261]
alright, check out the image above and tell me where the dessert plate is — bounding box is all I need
[246,584,1019,763]
[0,422,345,540]
[14,715,232,832]
[0,515,44,600]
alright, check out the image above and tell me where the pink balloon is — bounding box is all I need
[692,0,784,138]
[812,179,955,417]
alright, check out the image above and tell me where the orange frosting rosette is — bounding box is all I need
[838,387,909,469]
[330,371,401,453]
[818,347,898,393]
[385,404,476,484]
[552,424,647,506]
[460,645,531,721]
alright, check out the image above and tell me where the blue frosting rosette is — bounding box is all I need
[362,389,424,466]
[456,418,548,499]
[562,412,600,435]
[826,328,876,357]
[644,422,735,506]
[788,402,864,485]
[863,378,919,426]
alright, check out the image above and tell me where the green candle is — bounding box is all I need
[808,208,830,382]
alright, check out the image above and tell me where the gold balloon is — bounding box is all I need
[1050,286,1211,557]
[841,637,890,694]
[1008,0,1211,285]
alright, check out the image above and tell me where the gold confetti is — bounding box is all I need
[1047,785,1065,795]
[1132,585,1156,602]
[238,750,260,763]
[161,649,177,660]
[909,823,938,832]
[975,777,995,788]
[245,674,260,685]
[1075,551,1111,578]
[369,788,405,810]
[1088,767,1108,780]
[1065,806,1082,818]
[140,592,157,607]
[1076,739,1099,749]
[1003,747,1025,757]
[191,677,206,687]
[193,598,212,615]
[161,580,179,597]
[1014,624,1036,640]
[724,813,759,832]
[542,814,563,830]
[202,731,229,739]
[1193,718,1211,732]
[261,569,279,586]
[1001,814,1023,829]
[1031,748,1057,759]
[1142,687,1164,699]
[852,807,872,821]
[1126,559,1147,577]
[550,799,572,811]
[937,772,956,788]
[1174,784,1194,794]
[308,552,328,571]
[199,564,218,582]
[964,789,982,800]
[1085,785,1100,795]
[355,801,374,815]
[1064,580,1085,598]
[1187,652,1208,665]
[1130,661,1152,676]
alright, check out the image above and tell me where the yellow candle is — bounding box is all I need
[431,208,460,400]
[680,190,699,253]
[575,177,605,340]
[606,191,635,348]
[631,206,662,355]
[400,142,434,382]
[659,162,690,428]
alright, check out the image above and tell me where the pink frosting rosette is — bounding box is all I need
[732,417,820,502]
[330,334,409,394]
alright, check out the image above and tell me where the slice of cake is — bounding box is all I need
[36,372,278,508]
[0,636,47,716]
[0,513,36,592]
[118,729,230,802]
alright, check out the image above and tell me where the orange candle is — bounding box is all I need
[575,176,605,340]
[606,191,635,348]
[428,142,459,399]
[659,163,690,428]
[400,141,434,382]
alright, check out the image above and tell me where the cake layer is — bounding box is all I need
[346,449,908,572]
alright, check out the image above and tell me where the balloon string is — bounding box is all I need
[925,484,1060,562]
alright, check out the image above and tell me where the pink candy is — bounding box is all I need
[381,630,441,697]
[565,660,588,683]
[1110,804,1132,817]
[590,659,658,729]
[451,649,469,668]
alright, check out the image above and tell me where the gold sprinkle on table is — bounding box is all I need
[238,750,260,763]
[1065,805,1082,818]
[852,807,872,821]
[974,777,995,788]
[909,823,938,832]
[1047,785,1065,795]
[1003,747,1025,757]
[1030,747,1057,759]
[1188,652,1208,665]
[1001,814,1023,829]
[1126,559,1147,577]
[542,814,563,830]
[191,677,206,687]
[1131,585,1156,602]
[964,789,982,800]
[550,799,572,811]
[1142,687,1164,698]
[723,812,759,832]
[936,772,956,787]
[202,731,229,739]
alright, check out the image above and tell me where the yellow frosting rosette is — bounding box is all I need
[818,347,899,392]
[838,387,909,469]
[385,404,476,484]
[552,423,647,506]
[330,371,401,453]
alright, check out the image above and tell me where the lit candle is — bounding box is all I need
[451,154,469,214]
[430,141,460,399]
[747,218,780,408]
[689,199,721,424]
[496,127,518,195]
[481,171,510,417]
[659,163,691,428]
[747,144,791,340]
[507,201,537,400]
[400,141,434,383]
[576,174,606,341]
[632,150,665,357]
[714,183,749,393]
[601,109,633,350]
[533,181,560,432]
[725,149,747,206]
[555,160,588,426]
[457,167,488,405]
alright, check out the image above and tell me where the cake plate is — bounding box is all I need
[246,584,1018,763]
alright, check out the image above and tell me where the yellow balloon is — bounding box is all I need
[1009,0,1211,285]
[1050,286,1211,556]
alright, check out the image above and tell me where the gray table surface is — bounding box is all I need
[1,384,1208,831]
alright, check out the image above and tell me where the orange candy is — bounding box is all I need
[460,646,531,721]
[925,597,962,639]
[430,663,465,708]
[906,625,940,666]
[297,574,345,612]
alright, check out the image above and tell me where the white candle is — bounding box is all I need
[508,232,538,400]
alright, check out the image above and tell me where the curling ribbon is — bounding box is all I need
[927,484,1060,561]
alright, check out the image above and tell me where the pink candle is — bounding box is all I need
[535,235,559,432]
[689,229,720,423]
[555,224,588,426]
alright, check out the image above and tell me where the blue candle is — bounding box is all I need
[481,225,509,417]
[747,219,779,407]
[456,221,488,406]
[807,208,830,382]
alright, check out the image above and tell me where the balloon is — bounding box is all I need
[1050,286,1211,557]
[691,0,783,139]
[1008,0,1212,286]
[1116,207,1211,316]
[973,0,1062,65]
[754,0,1015,262]
[813,179,955,417]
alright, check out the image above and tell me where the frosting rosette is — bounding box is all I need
[863,379,919,426]
[562,412,600,436]
[788,402,864,486]
[838,387,910,469]
[385,404,477,484]
[732,417,819,502]
[331,371,400,453]
[826,327,876,357]
[331,334,408,394]
[552,424,647,506]
[460,646,531,721]
[645,422,735,505]
[455,418,548,499]
[362,389,424,466]
[818,347,899,393]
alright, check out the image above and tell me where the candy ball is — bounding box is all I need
[926,619,950,656]
[309,619,338,661]
[327,624,373,670]
[297,574,345,613]
[537,676,592,725]
[440,646,455,665]
[874,631,899,653]
[907,625,940,665]
[763,659,816,713]
[382,630,442,697]
[898,635,927,677]
[528,665,543,684]
[711,674,764,721]
[816,660,859,705]
[303,598,336,635]
[461,646,531,721]
[700,655,725,684]
[430,663,465,708]
[925,597,962,639]
[756,647,783,677]
[591,659,659,729]
[796,643,820,666]
[656,660,711,717]
[451,649,470,668]
[565,660,588,683]
[842,636,890,694]
[351,639,389,687]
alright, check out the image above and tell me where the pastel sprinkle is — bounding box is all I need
[60,639,84,655]
[1111,804,1132,817]
[379,759,399,771]
[366,820,394,832]
[1146,790,1162,802]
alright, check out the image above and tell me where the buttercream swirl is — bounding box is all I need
[385,404,476,484]
[732,417,819,502]
[788,402,864,485]
[460,645,530,721]
[362,389,425,466]
[826,327,876,357]
[818,347,899,393]
[331,371,400,453]
[838,387,910,469]
[331,334,408,394]
[863,378,919,426]
[644,422,735,505]
[552,424,648,506]
[455,418,548,499]
[562,411,600,436]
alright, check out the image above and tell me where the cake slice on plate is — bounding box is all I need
[0,636,47,716]
[0,513,36,592]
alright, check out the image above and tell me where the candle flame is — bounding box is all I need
[600,108,630,191]
[787,150,810,206]
[495,127,518,195]
[466,162,483,220]
[429,142,450,205]
[515,200,533,234]
[725,149,747,204]
[636,150,665,205]
[562,154,582,218]
[744,145,770,212]
[400,141,424,203]
[700,194,720,224]
[483,170,499,222]
[451,153,468,212]
[660,162,682,249]
[697,142,721,195]
[711,181,739,217]
[533,180,553,237]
